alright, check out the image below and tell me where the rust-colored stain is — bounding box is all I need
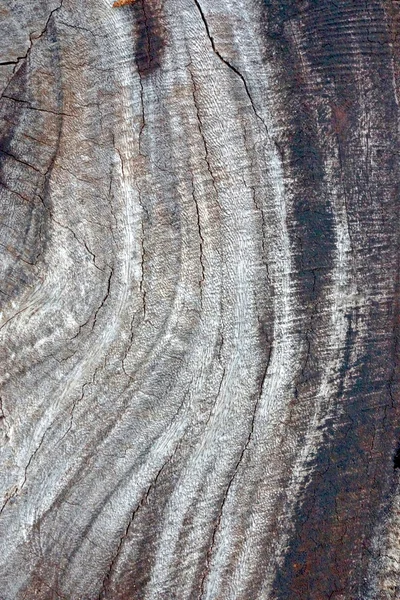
[112,0,135,7]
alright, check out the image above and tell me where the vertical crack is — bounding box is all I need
[70,267,113,339]
[190,174,205,307]
[192,0,271,142]
[137,71,147,158]
[188,63,220,208]
[198,345,273,599]
[98,441,183,599]
[242,177,271,286]
[137,185,148,320]
[59,365,102,443]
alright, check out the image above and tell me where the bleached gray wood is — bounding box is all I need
[1,0,400,598]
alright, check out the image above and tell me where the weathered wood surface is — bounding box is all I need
[1,0,400,598]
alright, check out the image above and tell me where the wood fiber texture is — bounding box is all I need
[1,0,400,598]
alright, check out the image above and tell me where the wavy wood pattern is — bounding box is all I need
[1,0,400,598]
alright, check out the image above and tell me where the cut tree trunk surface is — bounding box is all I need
[0,0,400,599]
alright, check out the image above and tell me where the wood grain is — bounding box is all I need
[0,0,400,598]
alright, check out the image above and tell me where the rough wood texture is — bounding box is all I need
[1,0,400,598]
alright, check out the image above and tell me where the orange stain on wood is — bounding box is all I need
[112,0,135,7]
